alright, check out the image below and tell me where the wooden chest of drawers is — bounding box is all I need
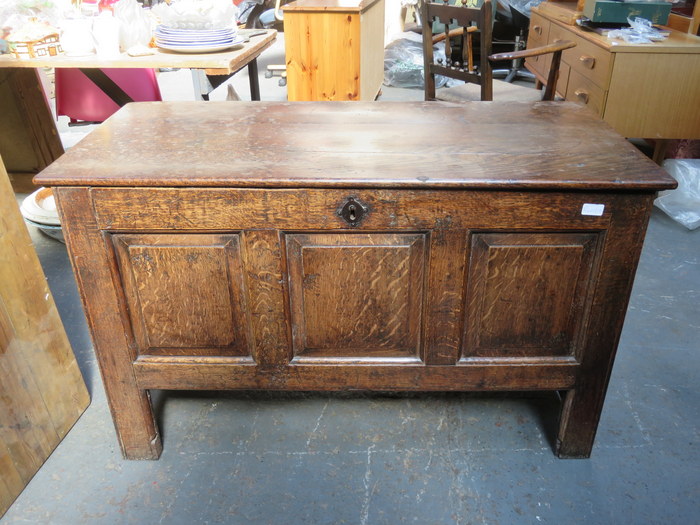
[35,101,675,460]
[526,6,700,140]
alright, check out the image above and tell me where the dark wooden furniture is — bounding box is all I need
[422,0,575,102]
[35,101,675,460]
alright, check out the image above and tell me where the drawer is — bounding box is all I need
[525,13,551,80]
[555,61,570,100]
[529,12,550,45]
[566,69,607,117]
[525,52,550,83]
[549,23,612,90]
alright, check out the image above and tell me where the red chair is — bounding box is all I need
[55,67,162,124]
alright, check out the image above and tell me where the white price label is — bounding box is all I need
[581,203,605,216]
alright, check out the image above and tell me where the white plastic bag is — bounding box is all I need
[655,159,700,230]
[151,0,239,30]
[114,0,152,51]
[607,17,669,44]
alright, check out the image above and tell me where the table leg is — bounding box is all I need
[0,68,64,190]
[191,69,212,101]
[554,195,655,458]
[652,139,668,165]
[555,389,602,458]
[248,58,261,101]
[54,187,163,460]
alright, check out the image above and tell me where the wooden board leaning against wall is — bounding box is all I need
[0,156,89,517]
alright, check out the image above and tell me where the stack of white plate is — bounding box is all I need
[155,26,244,54]
[21,188,64,242]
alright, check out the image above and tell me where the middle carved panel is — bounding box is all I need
[285,233,427,361]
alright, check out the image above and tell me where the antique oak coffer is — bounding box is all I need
[35,101,676,460]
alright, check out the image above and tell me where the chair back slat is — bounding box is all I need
[422,0,494,101]
[428,3,482,28]
[430,65,481,84]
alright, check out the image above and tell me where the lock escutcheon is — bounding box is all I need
[337,196,368,227]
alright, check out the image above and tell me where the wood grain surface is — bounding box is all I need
[35,101,675,190]
[463,232,600,359]
[113,233,251,357]
[286,233,425,359]
[0,159,88,514]
[54,187,162,460]
[284,0,384,101]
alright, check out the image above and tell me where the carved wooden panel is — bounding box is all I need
[286,233,426,360]
[463,232,601,360]
[113,233,250,357]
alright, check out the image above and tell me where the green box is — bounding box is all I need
[583,0,671,24]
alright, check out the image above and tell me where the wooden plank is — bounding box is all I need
[90,188,617,231]
[241,230,292,367]
[134,360,579,391]
[423,230,467,365]
[34,101,674,189]
[0,158,89,516]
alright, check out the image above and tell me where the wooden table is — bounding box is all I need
[526,4,700,160]
[283,0,385,100]
[0,30,276,190]
[35,100,675,460]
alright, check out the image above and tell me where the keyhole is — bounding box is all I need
[338,197,367,226]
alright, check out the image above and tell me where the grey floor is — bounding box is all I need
[4,35,700,525]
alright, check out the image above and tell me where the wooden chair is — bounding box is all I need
[422,0,575,102]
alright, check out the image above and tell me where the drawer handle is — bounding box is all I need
[338,196,368,227]
[533,25,542,35]
[574,89,589,104]
[579,55,596,69]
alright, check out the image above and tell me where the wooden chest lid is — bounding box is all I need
[34,101,677,191]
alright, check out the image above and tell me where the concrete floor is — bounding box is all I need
[4,35,700,525]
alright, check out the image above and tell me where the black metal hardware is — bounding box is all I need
[337,197,368,227]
